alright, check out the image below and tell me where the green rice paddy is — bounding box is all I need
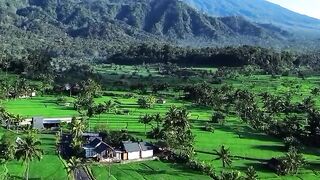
[1,71,320,179]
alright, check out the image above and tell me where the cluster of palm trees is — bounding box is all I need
[0,106,26,132]
[0,131,43,180]
[160,106,194,157]
[0,77,35,99]
[137,96,156,109]
[139,113,163,135]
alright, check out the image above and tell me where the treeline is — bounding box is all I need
[0,48,102,99]
[107,44,299,73]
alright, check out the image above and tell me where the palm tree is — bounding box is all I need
[214,145,232,168]
[95,103,107,121]
[280,147,305,175]
[164,106,190,131]
[66,157,83,180]
[244,166,259,180]
[55,131,61,154]
[15,134,43,180]
[153,113,163,129]
[139,114,153,135]
[12,114,25,133]
[71,118,85,138]
[104,100,118,125]
[104,100,118,113]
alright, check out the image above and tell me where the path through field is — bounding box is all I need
[75,167,91,180]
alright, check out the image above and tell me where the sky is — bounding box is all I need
[267,0,320,19]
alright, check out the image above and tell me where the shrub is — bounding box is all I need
[147,127,163,139]
[283,136,302,151]
[186,160,215,178]
[219,171,242,180]
[269,148,305,176]
[202,122,215,132]
[56,96,67,105]
[244,166,259,180]
[137,96,156,108]
[211,111,226,125]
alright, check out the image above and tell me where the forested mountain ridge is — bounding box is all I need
[183,0,320,36]
[0,0,291,51]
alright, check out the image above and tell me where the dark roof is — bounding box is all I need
[139,142,153,151]
[122,141,140,152]
[95,142,110,154]
[88,138,101,148]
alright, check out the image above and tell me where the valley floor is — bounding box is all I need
[1,72,320,179]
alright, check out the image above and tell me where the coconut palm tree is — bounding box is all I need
[244,166,259,180]
[139,114,153,135]
[12,114,25,133]
[71,118,85,138]
[104,100,118,113]
[15,134,43,180]
[66,157,83,180]
[214,145,232,168]
[164,106,190,131]
[103,100,118,125]
[153,113,163,129]
[95,103,107,121]
[280,147,305,175]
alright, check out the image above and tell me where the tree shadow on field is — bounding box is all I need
[252,145,285,153]
[214,125,282,144]
[306,162,320,172]
[235,161,275,174]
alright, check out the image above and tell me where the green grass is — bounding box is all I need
[0,131,68,179]
[3,96,78,118]
[90,160,211,180]
[3,73,320,179]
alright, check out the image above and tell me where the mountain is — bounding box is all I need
[0,0,290,46]
[183,0,320,35]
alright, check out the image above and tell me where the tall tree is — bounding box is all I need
[139,114,153,135]
[214,145,232,168]
[66,157,83,180]
[162,106,194,157]
[244,166,259,180]
[15,134,43,180]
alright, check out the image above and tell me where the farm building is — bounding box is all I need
[81,135,155,162]
[121,141,154,160]
[122,141,141,160]
[25,117,73,129]
[84,138,117,161]
[139,142,154,158]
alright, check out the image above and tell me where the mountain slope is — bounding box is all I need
[0,0,289,44]
[183,0,320,34]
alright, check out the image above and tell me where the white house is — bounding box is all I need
[139,142,154,158]
[121,141,154,160]
[122,142,141,160]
